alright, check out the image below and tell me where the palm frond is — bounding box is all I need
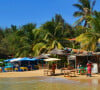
[33,42,47,56]
[91,0,96,11]
[73,11,84,17]
[57,42,63,49]
[73,4,83,11]
[76,32,100,51]
[79,0,90,9]
[73,17,84,26]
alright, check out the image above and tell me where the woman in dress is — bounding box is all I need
[87,61,92,77]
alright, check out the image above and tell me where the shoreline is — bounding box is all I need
[0,69,99,80]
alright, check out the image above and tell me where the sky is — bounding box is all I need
[0,0,100,28]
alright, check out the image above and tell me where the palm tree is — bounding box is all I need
[0,23,36,57]
[76,11,100,51]
[73,0,96,27]
[91,11,100,33]
[76,32,100,51]
[32,22,63,56]
[15,23,36,57]
[32,15,72,56]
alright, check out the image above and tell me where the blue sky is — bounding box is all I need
[0,0,99,28]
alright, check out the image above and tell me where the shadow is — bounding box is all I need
[87,75,98,77]
[53,73,65,76]
[48,73,79,77]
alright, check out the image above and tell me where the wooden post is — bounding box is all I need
[76,56,78,68]
[97,55,100,73]
[56,61,57,69]
[75,56,76,69]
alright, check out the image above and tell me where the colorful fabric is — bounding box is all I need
[87,63,92,74]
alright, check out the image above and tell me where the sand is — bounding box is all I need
[0,70,44,78]
[0,69,100,80]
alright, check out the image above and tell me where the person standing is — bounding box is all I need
[87,61,92,77]
[52,62,56,75]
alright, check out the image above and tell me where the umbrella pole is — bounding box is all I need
[56,61,57,69]
[28,61,32,71]
[48,62,49,69]
[19,61,21,71]
[46,61,47,69]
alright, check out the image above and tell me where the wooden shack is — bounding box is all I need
[68,54,100,73]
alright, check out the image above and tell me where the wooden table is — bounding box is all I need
[64,69,76,77]
[44,69,53,76]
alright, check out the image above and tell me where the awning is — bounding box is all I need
[4,58,16,62]
[10,58,22,62]
[4,57,43,62]
[18,57,38,61]
[10,57,39,62]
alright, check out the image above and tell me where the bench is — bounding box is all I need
[44,69,54,76]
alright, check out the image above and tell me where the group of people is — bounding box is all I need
[51,61,93,77]
[77,61,92,77]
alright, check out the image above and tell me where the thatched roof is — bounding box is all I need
[36,54,50,59]
[49,48,66,55]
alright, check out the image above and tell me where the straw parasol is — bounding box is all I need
[49,48,65,55]
[44,58,61,69]
[36,54,50,59]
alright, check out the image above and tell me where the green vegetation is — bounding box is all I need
[0,0,100,59]
[73,0,96,27]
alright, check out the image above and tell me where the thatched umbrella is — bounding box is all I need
[49,48,67,68]
[44,58,61,69]
[49,48,66,55]
[36,54,50,59]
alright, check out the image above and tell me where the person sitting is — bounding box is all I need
[79,65,85,75]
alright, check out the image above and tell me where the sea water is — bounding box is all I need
[0,77,100,90]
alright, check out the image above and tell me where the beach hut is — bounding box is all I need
[67,53,100,73]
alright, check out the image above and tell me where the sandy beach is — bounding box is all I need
[0,69,100,80]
